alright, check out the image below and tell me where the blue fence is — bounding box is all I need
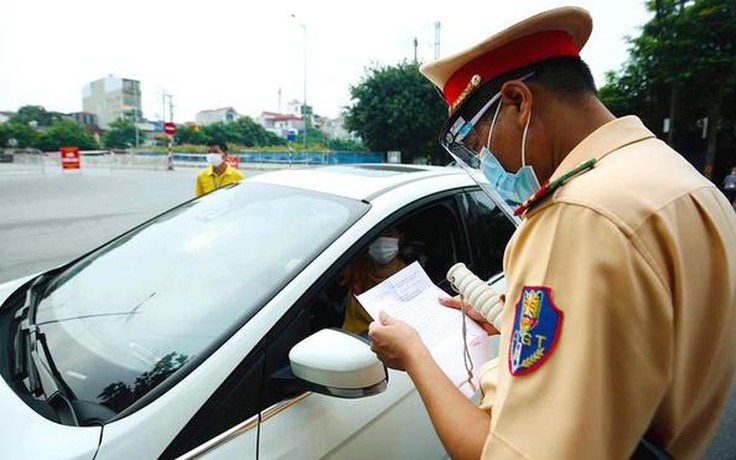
[237,151,384,165]
[140,150,385,166]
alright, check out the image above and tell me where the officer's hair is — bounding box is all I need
[453,56,597,123]
[526,56,597,100]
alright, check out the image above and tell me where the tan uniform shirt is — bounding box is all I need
[479,116,736,459]
[194,165,245,197]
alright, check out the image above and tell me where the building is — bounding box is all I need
[257,111,304,140]
[82,77,142,129]
[321,113,356,141]
[0,111,14,124]
[67,111,99,128]
[195,107,239,126]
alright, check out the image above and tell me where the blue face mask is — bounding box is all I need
[479,147,540,206]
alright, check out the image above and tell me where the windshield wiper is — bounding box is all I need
[13,274,44,387]
[13,274,79,426]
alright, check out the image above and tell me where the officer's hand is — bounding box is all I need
[368,311,424,371]
[439,295,500,335]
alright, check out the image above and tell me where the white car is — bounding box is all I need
[0,164,515,459]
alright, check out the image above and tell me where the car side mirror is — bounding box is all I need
[278,328,388,399]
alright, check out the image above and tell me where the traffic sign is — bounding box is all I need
[225,154,240,169]
[164,122,177,135]
[60,146,80,170]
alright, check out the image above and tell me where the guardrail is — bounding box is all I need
[166,151,384,168]
[0,150,386,173]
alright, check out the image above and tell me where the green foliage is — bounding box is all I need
[233,116,287,147]
[344,61,447,164]
[35,119,99,151]
[0,122,39,148]
[10,105,63,127]
[599,0,735,169]
[175,124,208,145]
[299,124,330,150]
[604,0,736,106]
[328,137,365,151]
[102,118,138,148]
[200,117,287,148]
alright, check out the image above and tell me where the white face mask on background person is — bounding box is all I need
[368,237,400,264]
[207,153,224,167]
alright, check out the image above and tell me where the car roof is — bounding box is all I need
[248,164,470,201]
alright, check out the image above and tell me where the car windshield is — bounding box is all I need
[33,181,368,417]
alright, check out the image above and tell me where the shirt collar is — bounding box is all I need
[207,165,232,177]
[549,115,655,183]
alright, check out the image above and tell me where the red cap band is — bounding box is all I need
[443,30,579,107]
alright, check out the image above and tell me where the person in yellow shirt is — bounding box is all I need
[368,7,736,460]
[194,142,244,197]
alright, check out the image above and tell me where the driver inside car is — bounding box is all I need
[339,227,406,335]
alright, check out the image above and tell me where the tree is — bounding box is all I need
[175,124,208,146]
[202,122,239,146]
[0,122,39,148]
[344,61,447,164]
[201,118,287,148]
[328,137,365,151]
[230,116,286,147]
[10,105,63,127]
[102,118,138,149]
[35,119,99,151]
[600,0,736,178]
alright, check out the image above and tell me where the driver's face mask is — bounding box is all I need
[368,237,399,265]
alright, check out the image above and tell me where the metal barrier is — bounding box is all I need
[3,152,169,173]
[0,151,385,173]
[166,151,384,168]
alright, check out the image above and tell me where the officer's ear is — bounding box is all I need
[500,80,533,132]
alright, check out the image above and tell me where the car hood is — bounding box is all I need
[0,274,35,307]
[0,274,102,459]
[0,367,101,460]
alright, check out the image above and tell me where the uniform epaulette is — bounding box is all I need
[514,158,597,216]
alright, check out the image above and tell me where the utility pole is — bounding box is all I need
[413,37,418,64]
[168,94,174,124]
[161,92,167,122]
[291,14,308,152]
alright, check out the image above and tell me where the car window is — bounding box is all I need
[31,182,368,420]
[313,202,465,338]
[458,189,516,281]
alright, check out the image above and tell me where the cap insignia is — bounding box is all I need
[448,74,481,114]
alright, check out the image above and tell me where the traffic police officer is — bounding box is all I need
[368,6,736,459]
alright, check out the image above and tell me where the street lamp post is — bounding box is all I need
[291,14,307,152]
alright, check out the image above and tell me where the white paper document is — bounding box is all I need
[356,261,495,397]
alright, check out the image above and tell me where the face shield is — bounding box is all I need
[440,73,535,227]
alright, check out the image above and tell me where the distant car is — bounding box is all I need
[0,164,516,459]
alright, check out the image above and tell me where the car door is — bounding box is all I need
[176,187,517,460]
[254,196,468,459]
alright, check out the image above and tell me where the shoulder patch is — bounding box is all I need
[509,286,563,376]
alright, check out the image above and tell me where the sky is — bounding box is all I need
[0,0,652,123]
